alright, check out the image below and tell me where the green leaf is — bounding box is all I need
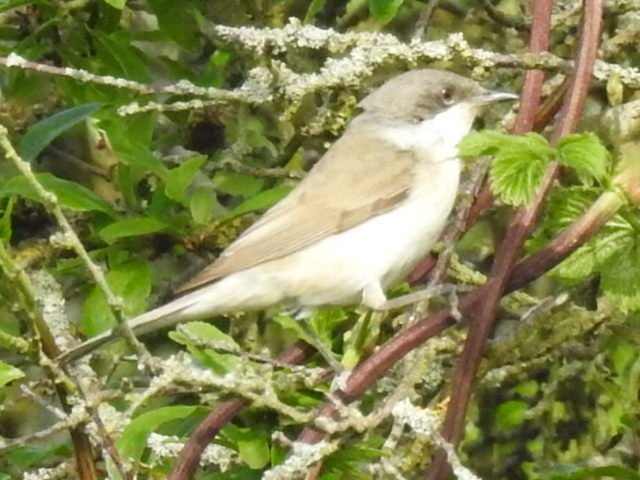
[542,464,640,480]
[99,216,168,244]
[117,405,198,461]
[18,103,103,162]
[148,0,198,50]
[558,132,609,183]
[601,238,640,312]
[0,362,24,387]
[0,0,48,14]
[533,189,635,281]
[213,172,264,197]
[109,261,152,316]
[460,131,555,205]
[368,0,405,23]
[222,425,270,469]
[304,0,327,23]
[170,322,240,374]
[0,198,14,241]
[101,114,167,181]
[82,260,152,336]
[490,147,548,206]
[189,185,218,224]
[0,173,117,216]
[102,0,126,8]
[92,31,151,82]
[495,400,528,430]
[458,130,512,157]
[164,156,206,205]
[114,139,168,179]
[553,229,632,281]
[229,185,292,217]
[81,283,115,337]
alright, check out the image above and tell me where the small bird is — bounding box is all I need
[59,69,516,363]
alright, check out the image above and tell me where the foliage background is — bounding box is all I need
[0,1,640,479]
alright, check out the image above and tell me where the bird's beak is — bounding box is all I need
[471,90,519,105]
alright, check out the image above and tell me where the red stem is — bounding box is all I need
[426,1,602,479]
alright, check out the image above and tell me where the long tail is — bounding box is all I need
[57,282,231,364]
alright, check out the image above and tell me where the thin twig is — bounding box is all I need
[0,126,151,362]
[480,0,528,31]
[168,342,314,480]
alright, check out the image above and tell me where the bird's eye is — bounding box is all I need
[441,86,455,105]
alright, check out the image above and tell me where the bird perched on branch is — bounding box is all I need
[58,69,516,364]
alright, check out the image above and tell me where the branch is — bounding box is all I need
[426,1,602,479]
[0,126,150,363]
[168,342,314,480]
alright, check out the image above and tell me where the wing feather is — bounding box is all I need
[175,119,420,294]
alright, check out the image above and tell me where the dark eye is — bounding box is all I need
[441,86,455,105]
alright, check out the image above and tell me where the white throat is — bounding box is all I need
[381,102,478,162]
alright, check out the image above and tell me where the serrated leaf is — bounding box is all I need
[0,173,117,216]
[558,132,609,183]
[527,188,597,253]
[458,130,511,157]
[164,156,206,205]
[490,148,548,206]
[0,362,24,387]
[369,0,405,23]
[18,103,103,162]
[553,229,633,281]
[99,216,168,244]
[461,131,554,206]
[601,239,640,312]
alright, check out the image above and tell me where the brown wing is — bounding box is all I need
[175,119,420,294]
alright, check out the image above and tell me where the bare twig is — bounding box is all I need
[480,0,528,31]
[413,0,441,39]
[0,127,151,362]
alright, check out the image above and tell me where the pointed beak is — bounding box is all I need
[471,90,519,105]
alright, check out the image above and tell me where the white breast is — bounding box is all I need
[262,104,475,306]
[187,102,477,313]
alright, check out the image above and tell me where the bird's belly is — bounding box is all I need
[258,160,460,307]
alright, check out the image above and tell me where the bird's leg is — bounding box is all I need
[361,282,388,309]
[375,284,473,311]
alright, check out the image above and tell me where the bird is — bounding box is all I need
[58,69,517,364]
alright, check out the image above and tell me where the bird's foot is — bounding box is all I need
[376,284,473,312]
